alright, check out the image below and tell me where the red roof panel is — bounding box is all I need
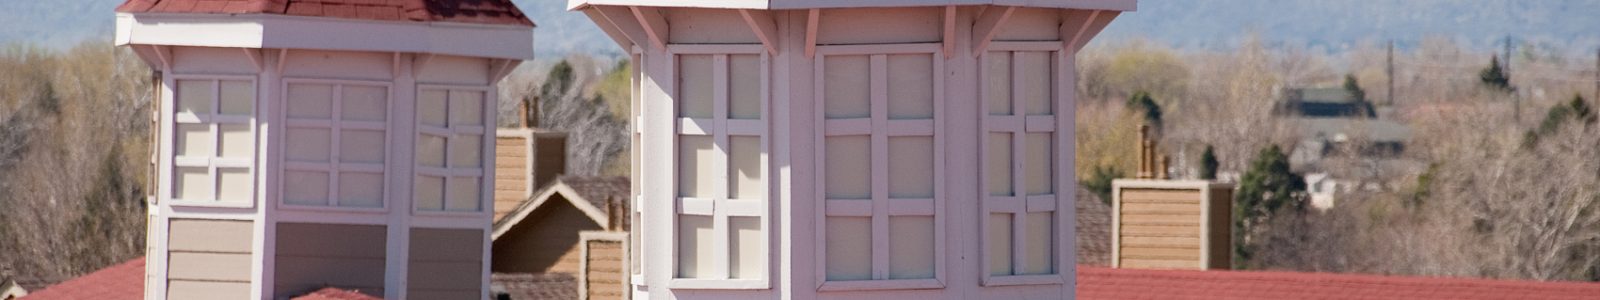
[1078,266,1600,300]
[116,0,533,27]
[20,257,144,300]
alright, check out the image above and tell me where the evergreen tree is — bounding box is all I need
[1232,145,1305,268]
[1126,91,1164,128]
[1082,165,1125,206]
[1480,55,1513,92]
[1343,74,1375,118]
[1198,145,1219,180]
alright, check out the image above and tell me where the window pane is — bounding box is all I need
[1022,212,1054,275]
[416,134,446,168]
[888,136,933,199]
[728,216,763,279]
[450,134,482,168]
[1026,133,1054,195]
[824,55,871,119]
[338,172,383,208]
[986,52,1012,116]
[418,90,448,126]
[1017,51,1053,116]
[728,54,762,120]
[175,167,210,200]
[987,133,1013,196]
[219,80,252,116]
[447,177,480,212]
[285,128,331,163]
[825,136,871,199]
[889,216,935,279]
[177,80,213,115]
[825,216,872,281]
[284,170,329,206]
[340,129,385,164]
[678,215,713,278]
[216,168,251,203]
[677,54,714,119]
[341,85,388,121]
[887,54,934,120]
[728,136,762,200]
[287,83,333,119]
[218,124,252,158]
[988,213,1013,276]
[175,124,212,158]
[415,175,445,211]
[448,90,484,126]
[677,135,714,198]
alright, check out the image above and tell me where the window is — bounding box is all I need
[814,44,944,291]
[170,76,256,206]
[670,46,769,289]
[980,44,1066,285]
[281,79,391,209]
[414,85,491,213]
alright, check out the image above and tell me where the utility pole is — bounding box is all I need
[1594,48,1598,102]
[1387,40,1395,106]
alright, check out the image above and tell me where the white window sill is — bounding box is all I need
[817,278,943,292]
[166,199,255,209]
[277,203,389,213]
[667,278,769,290]
[981,274,1063,287]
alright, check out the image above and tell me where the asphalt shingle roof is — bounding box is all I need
[19,257,143,300]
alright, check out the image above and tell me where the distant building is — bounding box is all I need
[1279,87,1415,209]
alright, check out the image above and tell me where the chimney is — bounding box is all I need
[1110,179,1234,270]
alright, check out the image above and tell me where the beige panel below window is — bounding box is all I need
[888,136,934,199]
[175,167,210,201]
[728,216,763,279]
[340,85,388,121]
[286,83,333,119]
[677,135,714,198]
[728,136,762,200]
[989,213,1013,276]
[887,54,934,120]
[987,133,1013,196]
[677,215,714,278]
[824,55,871,119]
[448,90,484,126]
[416,134,446,168]
[283,171,329,206]
[985,52,1012,116]
[177,80,214,115]
[217,124,252,158]
[340,129,385,163]
[825,216,872,281]
[218,80,253,116]
[417,90,448,126]
[1017,51,1054,116]
[1022,212,1054,275]
[728,54,763,120]
[167,280,250,300]
[215,168,251,203]
[339,172,384,208]
[285,128,331,163]
[1026,133,1053,195]
[414,175,445,211]
[889,216,935,279]
[446,177,480,212]
[175,124,212,158]
[678,54,715,119]
[825,135,871,199]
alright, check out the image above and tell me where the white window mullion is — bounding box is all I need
[709,54,733,280]
[868,54,891,280]
[329,85,344,207]
[1009,54,1031,272]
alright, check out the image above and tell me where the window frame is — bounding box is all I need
[811,43,947,292]
[165,74,259,208]
[411,84,495,217]
[629,47,648,287]
[275,78,395,212]
[665,44,772,290]
[977,41,1072,287]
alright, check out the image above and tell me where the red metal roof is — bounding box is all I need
[115,0,534,26]
[19,257,144,300]
[291,287,385,300]
[1078,266,1600,300]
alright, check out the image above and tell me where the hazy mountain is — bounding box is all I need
[2,0,1597,57]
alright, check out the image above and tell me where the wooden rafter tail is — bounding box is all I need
[805,9,820,58]
[630,6,669,51]
[583,7,634,50]
[739,9,780,55]
[1060,9,1097,53]
[1074,11,1119,52]
[943,5,957,59]
[595,5,652,52]
[972,6,1017,55]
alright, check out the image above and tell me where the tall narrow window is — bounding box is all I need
[815,44,944,290]
[171,77,256,206]
[981,45,1065,285]
[671,46,769,289]
[281,80,391,209]
[415,86,491,213]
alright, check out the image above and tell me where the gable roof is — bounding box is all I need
[1078,266,1600,300]
[116,0,534,26]
[492,176,629,240]
[19,257,144,300]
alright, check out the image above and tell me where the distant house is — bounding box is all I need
[1279,87,1415,209]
